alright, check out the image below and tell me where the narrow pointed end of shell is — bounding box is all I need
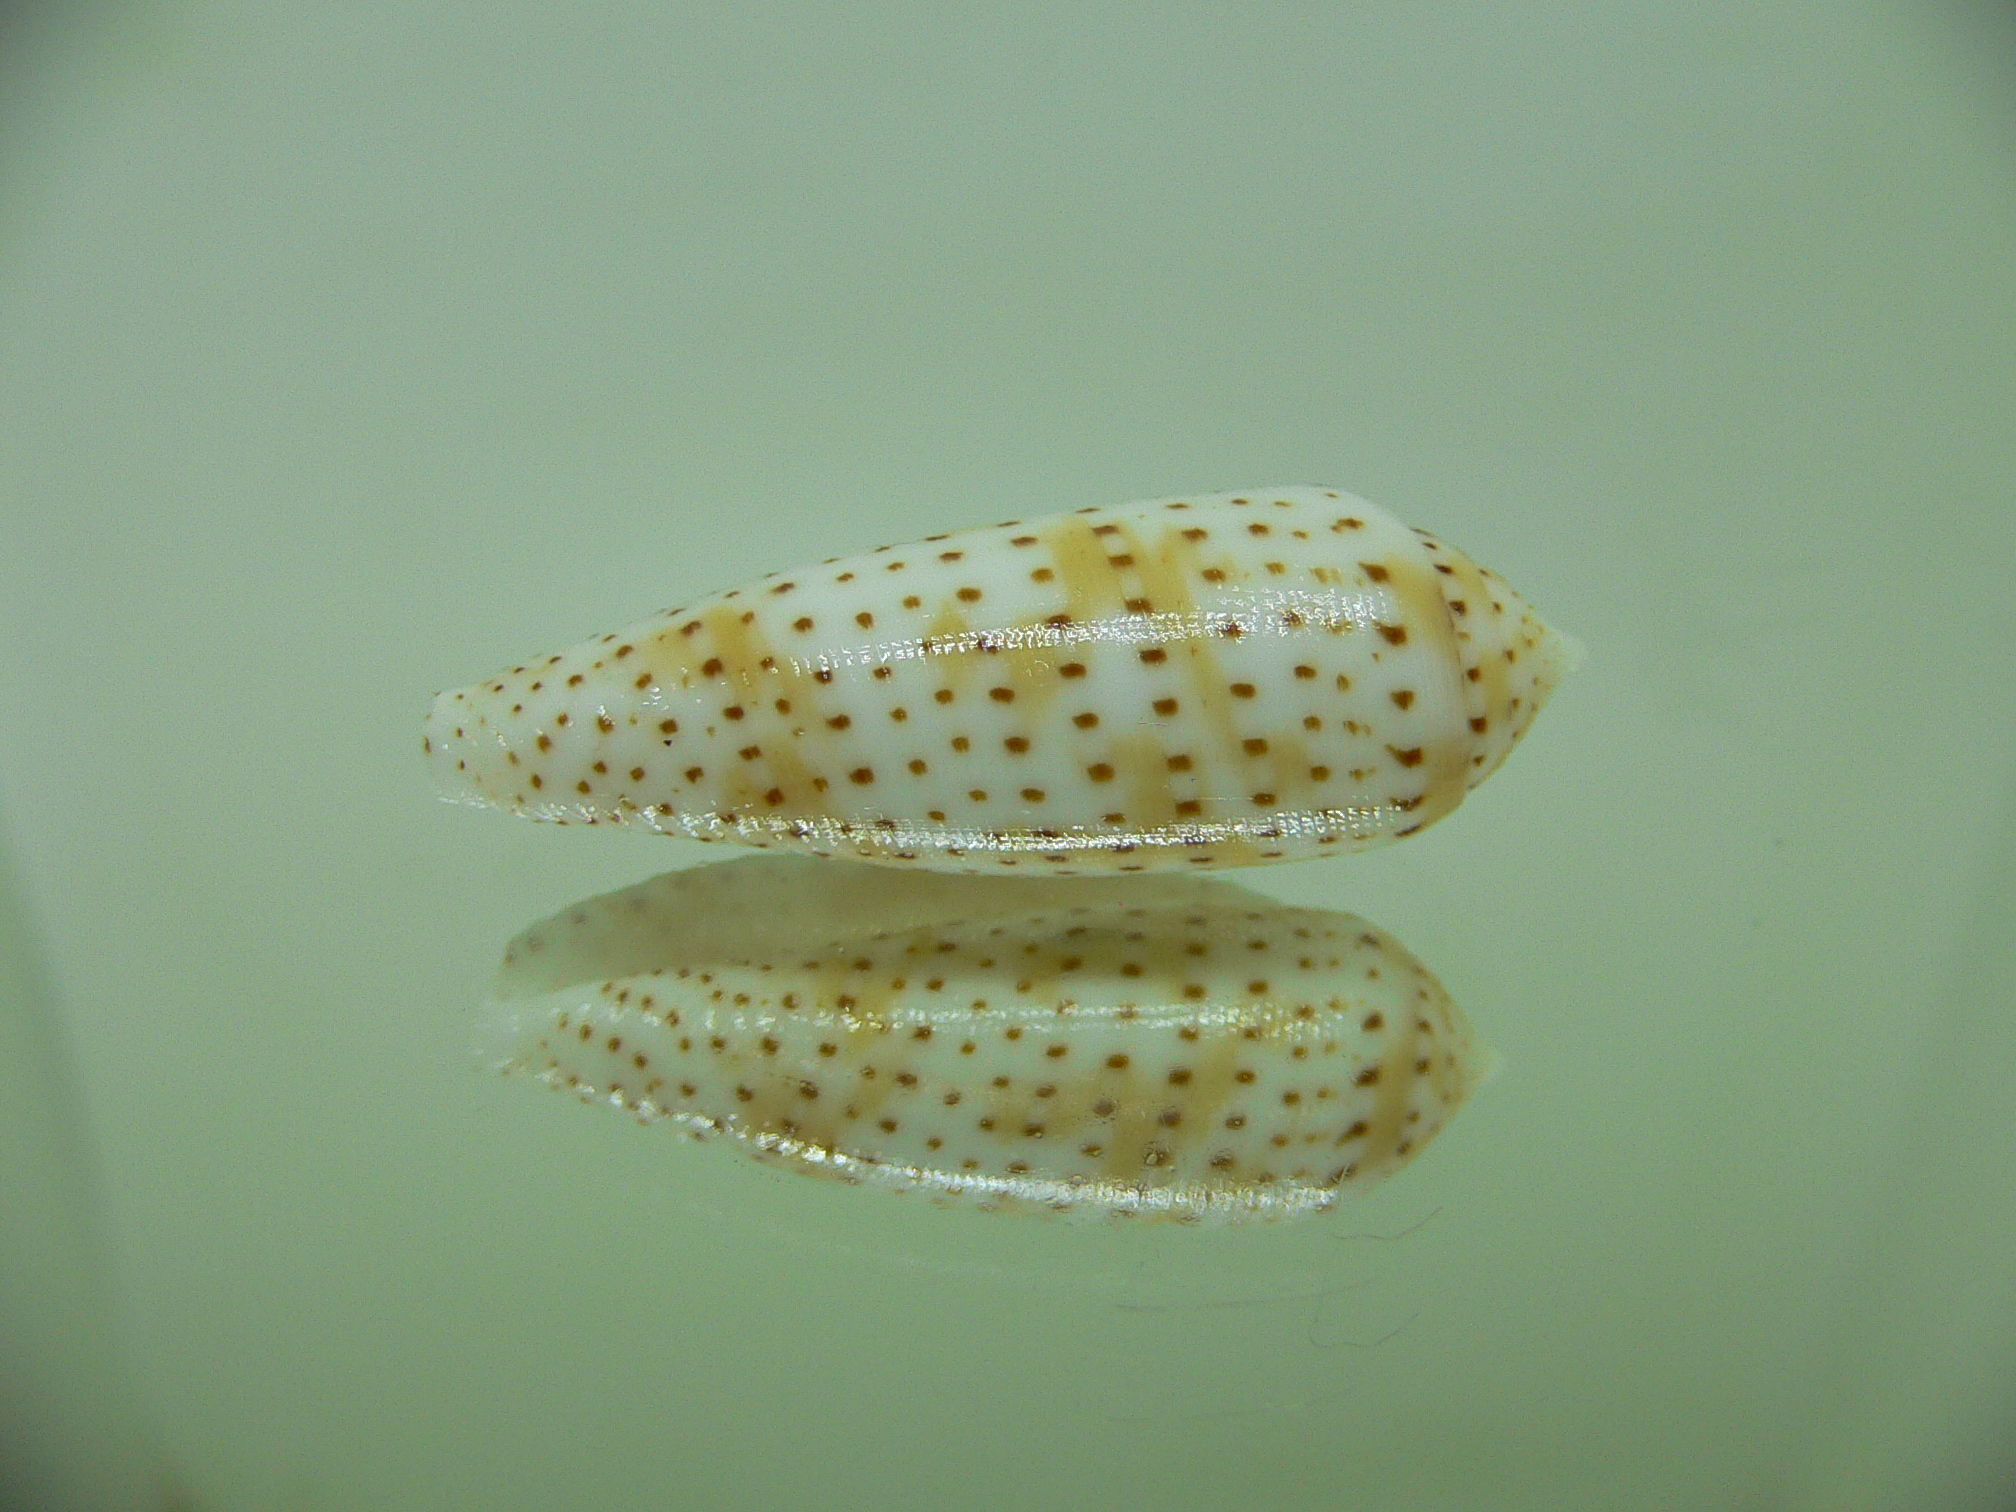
[1518,603,1581,721]
[422,684,514,812]
[1552,625,1588,677]
[1460,585,1579,793]
[1467,1037,1505,1094]
[473,994,538,1074]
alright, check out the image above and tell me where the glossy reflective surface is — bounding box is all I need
[485,857,1492,1218]
[427,489,1573,870]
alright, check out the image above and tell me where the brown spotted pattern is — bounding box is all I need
[426,487,1576,872]
[483,856,1495,1221]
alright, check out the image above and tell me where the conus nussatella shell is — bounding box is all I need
[484,856,1494,1220]
[427,487,1575,872]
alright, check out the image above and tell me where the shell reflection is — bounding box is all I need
[486,856,1494,1221]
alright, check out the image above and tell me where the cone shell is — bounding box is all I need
[427,487,1574,873]
[484,856,1495,1221]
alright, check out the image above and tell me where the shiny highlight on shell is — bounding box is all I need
[484,856,1496,1221]
[426,487,1575,873]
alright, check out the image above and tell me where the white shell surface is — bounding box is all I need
[485,856,1495,1221]
[427,487,1575,872]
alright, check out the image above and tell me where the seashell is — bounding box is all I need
[483,855,1496,1221]
[427,487,1575,872]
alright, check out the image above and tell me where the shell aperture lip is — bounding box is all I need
[425,486,1575,872]
[486,855,1495,1221]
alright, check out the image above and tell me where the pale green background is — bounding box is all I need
[3,4,2014,1510]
